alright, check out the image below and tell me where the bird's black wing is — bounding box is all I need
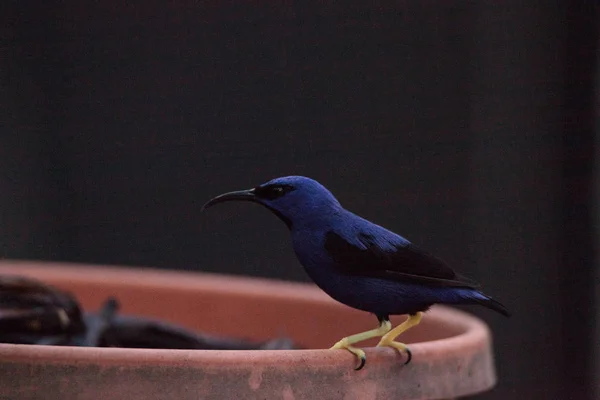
[324,231,479,288]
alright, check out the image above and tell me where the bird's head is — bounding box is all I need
[202,176,341,229]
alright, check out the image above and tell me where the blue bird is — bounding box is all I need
[203,176,509,370]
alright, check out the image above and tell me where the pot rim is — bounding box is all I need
[0,259,491,369]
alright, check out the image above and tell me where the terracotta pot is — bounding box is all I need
[0,260,497,399]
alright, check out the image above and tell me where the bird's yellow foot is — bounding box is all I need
[376,338,412,365]
[329,318,391,370]
[330,338,367,370]
[375,312,422,365]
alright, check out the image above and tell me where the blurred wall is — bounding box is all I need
[595,25,600,400]
[1,2,598,399]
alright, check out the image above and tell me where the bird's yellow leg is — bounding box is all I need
[376,312,423,364]
[330,319,392,370]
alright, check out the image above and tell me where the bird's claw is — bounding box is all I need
[376,339,412,365]
[403,347,412,365]
[355,353,366,370]
[330,339,367,370]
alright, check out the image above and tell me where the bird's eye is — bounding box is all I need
[254,184,293,200]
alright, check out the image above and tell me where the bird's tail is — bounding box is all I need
[472,292,511,317]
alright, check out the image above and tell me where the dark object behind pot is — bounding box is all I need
[0,275,296,350]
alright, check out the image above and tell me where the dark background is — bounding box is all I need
[1,2,598,399]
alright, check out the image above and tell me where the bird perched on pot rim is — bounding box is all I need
[203,176,509,370]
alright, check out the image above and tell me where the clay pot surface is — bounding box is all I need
[0,260,497,399]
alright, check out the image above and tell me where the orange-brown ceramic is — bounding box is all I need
[0,260,497,399]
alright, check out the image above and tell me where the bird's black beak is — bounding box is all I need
[202,189,257,211]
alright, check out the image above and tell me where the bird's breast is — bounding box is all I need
[291,231,386,312]
[291,230,338,286]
